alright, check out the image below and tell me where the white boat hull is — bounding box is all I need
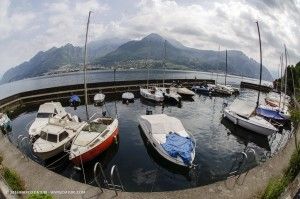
[35,141,71,160]
[140,88,164,102]
[224,108,277,136]
[94,93,105,104]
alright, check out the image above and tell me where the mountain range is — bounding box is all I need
[0,33,273,83]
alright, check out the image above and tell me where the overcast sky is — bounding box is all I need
[0,0,299,77]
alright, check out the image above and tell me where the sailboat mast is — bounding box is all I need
[283,44,288,108]
[225,50,227,85]
[279,54,283,110]
[163,40,166,87]
[146,40,150,89]
[256,21,263,108]
[84,11,91,121]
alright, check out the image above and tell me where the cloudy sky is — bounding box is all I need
[0,0,299,77]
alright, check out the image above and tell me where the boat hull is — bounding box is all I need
[71,128,119,165]
[35,142,71,160]
[224,109,276,136]
[140,89,164,103]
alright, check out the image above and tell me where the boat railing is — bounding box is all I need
[93,162,106,193]
[110,165,125,195]
[225,147,259,189]
[16,135,41,163]
[93,162,125,195]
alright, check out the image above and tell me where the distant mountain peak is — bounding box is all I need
[64,43,74,48]
[142,33,165,42]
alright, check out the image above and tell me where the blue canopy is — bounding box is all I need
[70,95,81,103]
[256,107,285,121]
[161,132,194,166]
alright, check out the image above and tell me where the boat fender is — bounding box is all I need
[114,135,118,144]
[234,118,238,125]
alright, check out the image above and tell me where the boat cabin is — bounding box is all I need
[39,125,69,143]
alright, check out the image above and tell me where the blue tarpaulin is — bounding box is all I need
[256,107,285,121]
[70,95,81,103]
[161,132,194,166]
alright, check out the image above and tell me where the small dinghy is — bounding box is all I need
[122,92,135,103]
[223,99,278,136]
[0,113,11,133]
[139,114,196,167]
[94,91,105,106]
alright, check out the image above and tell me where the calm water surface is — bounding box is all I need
[6,72,291,191]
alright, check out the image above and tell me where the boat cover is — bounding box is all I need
[228,99,255,118]
[256,107,285,121]
[140,114,185,135]
[161,132,194,165]
[70,95,81,102]
[39,102,65,114]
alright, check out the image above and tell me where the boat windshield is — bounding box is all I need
[37,113,54,118]
[82,122,107,133]
[40,131,57,143]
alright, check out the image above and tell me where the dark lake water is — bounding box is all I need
[4,70,291,192]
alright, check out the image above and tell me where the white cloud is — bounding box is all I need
[0,0,299,76]
[0,0,35,40]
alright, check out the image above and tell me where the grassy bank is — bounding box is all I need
[262,108,300,199]
[0,154,25,195]
[262,146,300,199]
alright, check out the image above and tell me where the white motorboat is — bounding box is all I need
[214,84,234,95]
[29,102,79,139]
[223,99,278,136]
[94,91,105,105]
[170,85,195,98]
[139,114,196,167]
[69,117,119,165]
[156,87,181,104]
[226,85,240,93]
[140,87,164,103]
[122,92,135,103]
[0,113,11,133]
[33,120,86,160]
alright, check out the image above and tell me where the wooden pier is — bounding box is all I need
[240,81,272,92]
